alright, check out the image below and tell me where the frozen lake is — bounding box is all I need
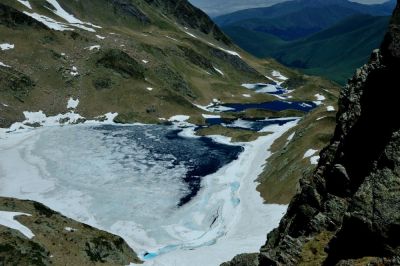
[0,121,298,265]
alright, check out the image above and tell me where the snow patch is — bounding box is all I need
[67,98,79,109]
[70,66,79,76]
[146,87,154,91]
[165,35,179,42]
[45,0,100,32]
[315,94,326,101]
[0,211,34,239]
[0,43,14,50]
[202,114,221,119]
[142,60,149,64]
[310,155,320,165]
[168,115,190,122]
[242,94,251,98]
[24,12,73,31]
[64,227,77,232]
[16,0,32,9]
[185,31,198,39]
[327,106,335,112]
[0,62,11,68]
[213,66,224,76]
[85,45,100,51]
[271,70,288,81]
[96,35,105,40]
[287,132,295,142]
[303,149,318,159]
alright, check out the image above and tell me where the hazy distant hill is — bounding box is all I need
[215,0,396,84]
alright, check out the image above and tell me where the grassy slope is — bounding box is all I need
[0,197,141,265]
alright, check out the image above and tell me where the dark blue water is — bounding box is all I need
[222,101,317,113]
[93,125,243,206]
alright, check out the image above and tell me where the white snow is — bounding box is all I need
[242,83,280,93]
[0,43,14,50]
[64,227,77,232]
[85,45,100,51]
[67,98,79,109]
[45,0,100,32]
[313,94,326,105]
[24,0,101,32]
[165,35,179,42]
[146,87,154,91]
[142,60,149,64]
[194,103,234,113]
[23,12,73,31]
[218,47,241,58]
[317,116,327,121]
[242,94,251,98]
[287,132,295,142]
[16,0,32,9]
[213,66,224,76]
[310,156,320,165]
[168,115,190,122]
[96,35,105,40]
[315,94,326,101]
[70,66,79,76]
[0,62,11,68]
[303,149,318,159]
[2,103,9,107]
[0,211,34,239]
[271,70,288,81]
[202,114,221,119]
[327,106,335,112]
[185,31,198,39]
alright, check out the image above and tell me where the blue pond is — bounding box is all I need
[222,100,317,113]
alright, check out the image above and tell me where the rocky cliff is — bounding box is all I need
[259,1,400,265]
[225,1,400,265]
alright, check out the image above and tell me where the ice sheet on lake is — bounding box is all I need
[0,118,299,266]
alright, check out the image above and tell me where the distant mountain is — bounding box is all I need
[189,0,284,17]
[215,0,396,84]
[215,0,395,41]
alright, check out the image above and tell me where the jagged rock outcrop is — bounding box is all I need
[144,0,231,45]
[256,1,400,265]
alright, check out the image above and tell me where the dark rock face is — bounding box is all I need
[209,47,264,78]
[96,49,145,79]
[0,3,47,29]
[230,1,400,265]
[108,0,150,23]
[144,0,231,45]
